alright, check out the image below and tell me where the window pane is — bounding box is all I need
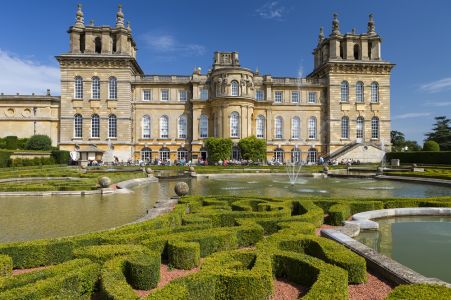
[256,116,265,138]
[291,117,300,139]
[142,115,151,138]
[179,90,187,101]
[231,81,239,96]
[75,77,83,99]
[341,81,349,102]
[256,90,264,101]
[109,77,117,99]
[74,114,83,138]
[230,112,239,137]
[200,115,208,138]
[160,116,169,138]
[200,88,209,100]
[92,77,100,99]
[108,115,117,138]
[274,91,283,103]
[161,89,169,101]
[291,91,299,103]
[308,117,317,139]
[143,90,151,101]
[91,114,99,138]
[178,115,187,138]
[275,117,283,139]
[308,92,317,103]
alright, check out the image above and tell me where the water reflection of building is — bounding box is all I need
[1,5,394,164]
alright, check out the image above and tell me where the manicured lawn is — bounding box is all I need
[385,167,451,180]
[0,166,146,191]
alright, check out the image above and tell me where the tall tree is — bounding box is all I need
[390,130,405,152]
[425,116,451,151]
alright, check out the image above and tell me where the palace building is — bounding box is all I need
[0,5,394,164]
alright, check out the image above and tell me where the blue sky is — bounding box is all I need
[0,0,450,143]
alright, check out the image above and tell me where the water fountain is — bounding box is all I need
[285,161,303,185]
[378,139,386,174]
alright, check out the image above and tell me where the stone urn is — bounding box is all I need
[376,167,384,175]
[98,176,112,188]
[174,182,190,196]
[145,167,154,174]
[322,165,329,174]
[189,166,195,173]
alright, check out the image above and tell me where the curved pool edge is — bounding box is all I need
[345,207,451,230]
[321,207,451,288]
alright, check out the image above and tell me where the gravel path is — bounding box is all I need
[271,278,308,299]
[349,272,394,300]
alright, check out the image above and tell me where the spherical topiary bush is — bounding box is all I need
[174,182,189,196]
[98,176,112,188]
[24,135,52,151]
[423,140,440,152]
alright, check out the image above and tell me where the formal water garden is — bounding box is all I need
[0,163,450,299]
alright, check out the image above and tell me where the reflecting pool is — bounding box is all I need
[1,175,450,243]
[356,216,451,283]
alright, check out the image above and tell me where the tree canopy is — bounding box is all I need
[238,136,266,161]
[425,116,451,151]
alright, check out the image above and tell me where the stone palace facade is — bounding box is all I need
[0,5,394,163]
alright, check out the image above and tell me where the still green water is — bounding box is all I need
[356,216,451,284]
[0,175,450,243]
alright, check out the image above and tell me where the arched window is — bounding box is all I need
[341,116,349,139]
[74,114,83,138]
[340,81,349,102]
[274,148,284,163]
[142,115,151,139]
[371,82,379,103]
[230,112,239,138]
[91,114,100,138]
[91,77,100,99]
[141,147,151,162]
[291,117,300,139]
[177,147,188,161]
[275,116,283,139]
[178,114,187,139]
[307,148,318,164]
[231,80,239,96]
[256,115,265,138]
[291,148,301,164]
[356,81,364,103]
[356,117,364,139]
[74,76,83,99]
[353,44,360,60]
[94,37,102,53]
[308,116,317,139]
[159,147,170,161]
[108,114,117,138]
[199,115,208,138]
[371,117,379,139]
[108,77,117,99]
[160,115,169,138]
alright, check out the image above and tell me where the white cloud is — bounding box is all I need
[420,77,451,93]
[0,49,59,95]
[424,101,451,107]
[141,33,206,57]
[392,112,431,120]
[256,1,286,20]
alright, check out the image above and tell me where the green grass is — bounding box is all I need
[385,167,451,180]
[0,166,146,191]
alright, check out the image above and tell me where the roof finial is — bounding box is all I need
[127,21,132,32]
[332,13,340,35]
[74,3,85,28]
[318,26,324,44]
[116,4,125,28]
[368,13,376,35]
[89,19,94,26]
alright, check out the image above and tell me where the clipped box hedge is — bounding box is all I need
[0,255,12,277]
[386,151,451,165]
[387,283,451,300]
[168,241,200,270]
[0,259,99,300]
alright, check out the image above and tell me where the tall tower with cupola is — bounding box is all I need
[57,4,143,161]
[308,14,394,159]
